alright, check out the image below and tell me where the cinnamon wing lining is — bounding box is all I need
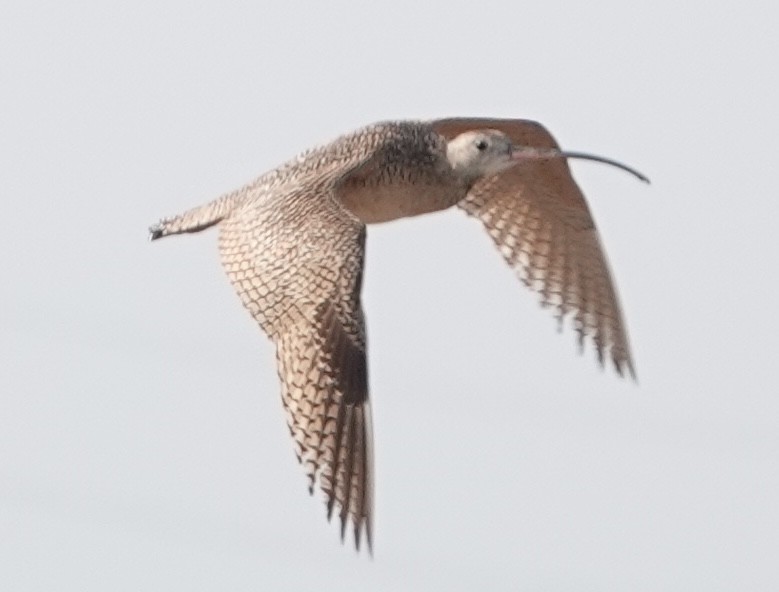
[432,118,635,377]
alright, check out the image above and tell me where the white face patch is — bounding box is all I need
[446,130,515,179]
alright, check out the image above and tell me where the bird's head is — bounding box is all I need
[445,128,651,185]
[445,130,516,180]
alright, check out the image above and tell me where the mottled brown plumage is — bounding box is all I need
[149,118,646,552]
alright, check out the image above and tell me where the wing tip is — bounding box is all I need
[608,350,638,383]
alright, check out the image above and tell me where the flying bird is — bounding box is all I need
[149,117,647,553]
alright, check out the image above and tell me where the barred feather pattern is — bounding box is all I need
[218,183,373,550]
[155,121,454,553]
[432,118,635,376]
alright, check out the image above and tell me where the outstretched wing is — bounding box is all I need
[432,118,635,377]
[218,184,373,550]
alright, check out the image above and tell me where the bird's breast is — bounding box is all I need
[337,174,465,224]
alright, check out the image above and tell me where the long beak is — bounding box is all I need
[511,146,650,184]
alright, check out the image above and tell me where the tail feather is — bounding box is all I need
[149,187,245,240]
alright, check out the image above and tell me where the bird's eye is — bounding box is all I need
[475,139,488,152]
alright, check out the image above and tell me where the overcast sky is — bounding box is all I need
[2,1,777,590]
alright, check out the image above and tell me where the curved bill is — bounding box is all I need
[511,146,650,184]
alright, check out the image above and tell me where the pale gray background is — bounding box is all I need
[2,1,777,590]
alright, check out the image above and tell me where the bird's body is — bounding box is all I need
[150,117,646,552]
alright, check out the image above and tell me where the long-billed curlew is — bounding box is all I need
[149,117,648,552]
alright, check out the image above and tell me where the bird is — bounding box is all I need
[149,117,648,553]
